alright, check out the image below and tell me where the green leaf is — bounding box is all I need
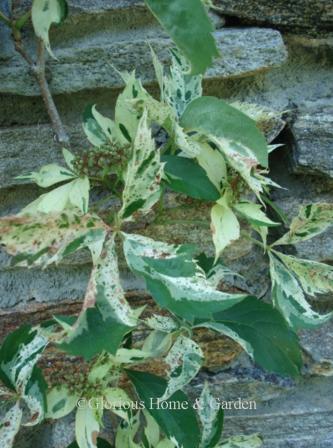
[211,193,240,260]
[123,233,248,322]
[161,336,203,400]
[233,201,280,227]
[198,297,302,377]
[0,212,107,267]
[58,305,133,361]
[269,253,333,329]
[119,110,164,221]
[0,402,23,448]
[229,101,285,144]
[31,0,68,59]
[144,0,218,75]
[46,386,79,420]
[198,383,224,448]
[163,155,220,201]
[181,97,269,167]
[273,203,333,246]
[219,434,263,448]
[127,370,201,448]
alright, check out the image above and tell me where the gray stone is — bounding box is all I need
[291,102,333,179]
[0,28,287,96]
[300,320,333,376]
[214,0,333,32]
[0,124,85,189]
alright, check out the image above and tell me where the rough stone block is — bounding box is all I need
[214,0,333,32]
[291,102,333,179]
[0,28,287,96]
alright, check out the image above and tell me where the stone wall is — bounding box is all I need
[1,1,333,447]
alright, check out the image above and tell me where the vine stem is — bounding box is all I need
[14,36,70,146]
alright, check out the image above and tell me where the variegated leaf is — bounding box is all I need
[269,253,332,329]
[219,434,263,447]
[273,203,333,246]
[119,110,164,221]
[276,252,333,296]
[151,47,202,117]
[196,142,227,191]
[58,235,136,359]
[0,212,107,267]
[75,405,100,448]
[210,137,267,200]
[0,325,48,426]
[198,383,224,448]
[145,315,179,333]
[115,412,141,448]
[93,235,137,326]
[123,233,248,322]
[16,163,75,188]
[31,0,68,58]
[143,409,160,447]
[104,387,132,422]
[211,192,240,260]
[46,386,79,419]
[0,402,23,448]
[161,335,203,400]
[233,201,279,228]
[21,176,90,214]
[230,102,285,144]
[115,71,152,143]
[142,331,173,358]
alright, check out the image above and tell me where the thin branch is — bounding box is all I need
[33,39,70,146]
[13,34,70,146]
[0,10,10,25]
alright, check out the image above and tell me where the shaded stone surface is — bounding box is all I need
[214,0,333,32]
[291,102,333,179]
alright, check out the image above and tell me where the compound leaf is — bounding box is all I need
[123,233,248,322]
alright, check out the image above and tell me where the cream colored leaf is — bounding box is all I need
[32,0,67,58]
[119,110,163,221]
[211,194,240,260]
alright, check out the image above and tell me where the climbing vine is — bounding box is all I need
[0,1,333,448]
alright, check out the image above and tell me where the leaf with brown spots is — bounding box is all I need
[0,211,108,267]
